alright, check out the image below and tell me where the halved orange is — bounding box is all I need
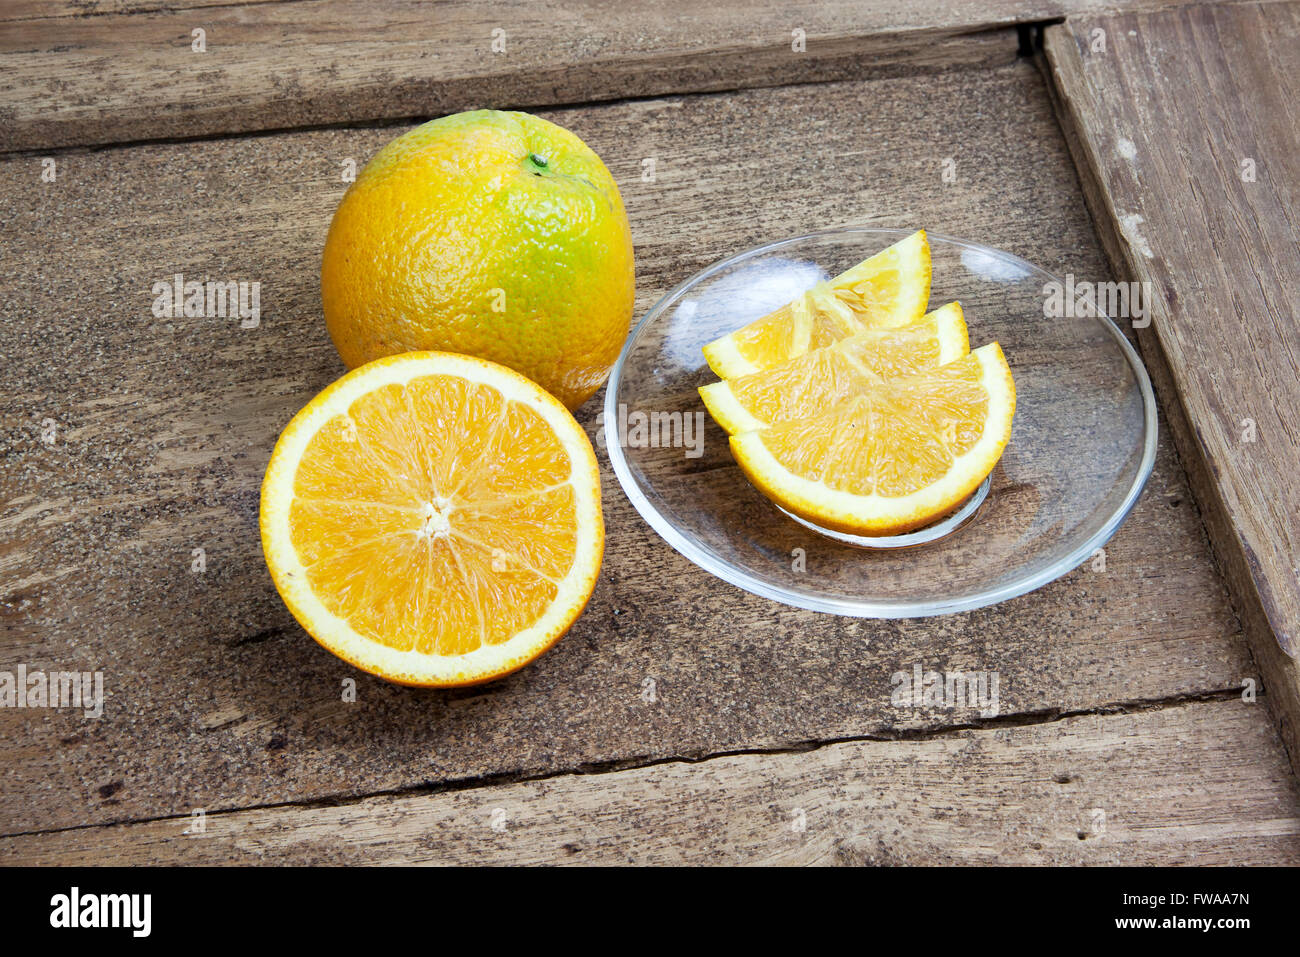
[729,343,1015,535]
[702,230,931,378]
[260,351,603,686]
[700,301,967,434]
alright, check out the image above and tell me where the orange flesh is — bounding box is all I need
[287,375,578,656]
[758,354,988,498]
[726,320,952,426]
[731,304,797,366]
[834,269,902,322]
[731,269,906,369]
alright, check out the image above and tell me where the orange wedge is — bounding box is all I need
[702,230,931,378]
[700,301,967,434]
[729,343,1015,535]
[260,351,603,686]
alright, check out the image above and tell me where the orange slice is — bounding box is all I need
[702,230,931,378]
[260,351,603,686]
[700,301,967,434]
[729,343,1015,535]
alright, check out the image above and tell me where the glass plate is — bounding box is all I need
[603,228,1157,617]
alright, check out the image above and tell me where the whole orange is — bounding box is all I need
[321,110,635,410]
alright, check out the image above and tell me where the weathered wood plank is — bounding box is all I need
[0,0,1244,151]
[1,0,288,22]
[1042,3,1300,773]
[4,700,1295,865]
[0,0,1244,21]
[0,61,1257,834]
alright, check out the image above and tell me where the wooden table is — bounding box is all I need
[2,0,1297,865]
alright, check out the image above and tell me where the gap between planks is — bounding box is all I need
[0,4,1019,151]
[2,694,1295,865]
[0,41,1015,161]
[0,685,1256,841]
[1038,4,1300,776]
[5,0,1281,151]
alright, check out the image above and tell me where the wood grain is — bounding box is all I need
[0,0,1243,20]
[3,699,1295,864]
[1,0,289,22]
[0,60,1267,836]
[0,0,1246,151]
[1042,3,1300,772]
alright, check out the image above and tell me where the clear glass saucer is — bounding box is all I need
[603,228,1157,617]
